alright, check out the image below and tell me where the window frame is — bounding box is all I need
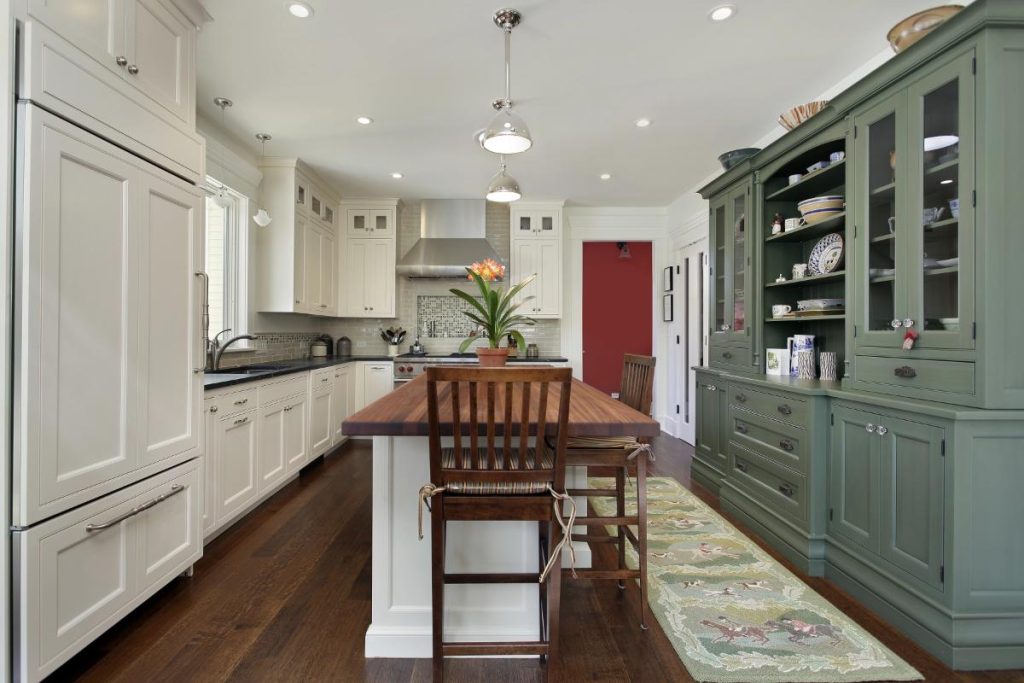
[204,176,250,348]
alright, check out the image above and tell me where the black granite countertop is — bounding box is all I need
[204,355,394,391]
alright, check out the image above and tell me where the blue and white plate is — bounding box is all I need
[809,232,844,275]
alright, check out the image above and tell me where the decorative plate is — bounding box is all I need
[808,233,844,274]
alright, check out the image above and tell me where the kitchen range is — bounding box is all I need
[393,352,569,386]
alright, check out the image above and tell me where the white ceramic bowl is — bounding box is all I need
[797,196,845,214]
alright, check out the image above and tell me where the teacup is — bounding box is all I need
[788,173,803,185]
[923,206,947,224]
[887,216,896,234]
[949,198,960,219]
[829,151,846,163]
[792,263,808,279]
[772,305,792,318]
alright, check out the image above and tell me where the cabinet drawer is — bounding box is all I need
[311,367,334,393]
[856,355,975,397]
[729,407,807,475]
[708,344,750,370]
[728,384,809,426]
[258,374,309,405]
[14,460,200,681]
[729,443,807,525]
[207,387,258,417]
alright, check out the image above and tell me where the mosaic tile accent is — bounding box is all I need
[417,295,487,338]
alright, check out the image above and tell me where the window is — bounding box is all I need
[204,177,249,343]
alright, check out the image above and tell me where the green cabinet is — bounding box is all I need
[708,179,754,369]
[693,371,728,492]
[829,403,946,591]
[853,50,976,356]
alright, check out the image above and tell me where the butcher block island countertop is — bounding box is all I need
[343,373,660,437]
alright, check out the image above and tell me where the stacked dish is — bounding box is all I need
[797,195,844,225]
[778,100,830,130]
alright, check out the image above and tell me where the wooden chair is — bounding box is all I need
[420,366,574,682]
[563,354,655,629]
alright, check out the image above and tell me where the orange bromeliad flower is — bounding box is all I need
[468,258,505,282]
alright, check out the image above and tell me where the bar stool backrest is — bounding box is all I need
[619,354,656,416]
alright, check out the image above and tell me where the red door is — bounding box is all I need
[582,242,653,395]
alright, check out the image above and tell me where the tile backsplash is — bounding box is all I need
[216,332,326,369]
[417,295,485,339]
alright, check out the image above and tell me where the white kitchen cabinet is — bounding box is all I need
[357,362,395,411]
[510,202,563,319]
[201,398,216,536]
[332,365,355,445]
[18,0,205,181]
[13,105,202,527]
[346,206,395,237]
[282,395,309,475]
[256,159,341,317]
[341,237,395,317]
[14,460,201,682]
[214,408,259,523]
[310,369,335,457]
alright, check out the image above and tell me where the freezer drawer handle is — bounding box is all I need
[85,484,186,533]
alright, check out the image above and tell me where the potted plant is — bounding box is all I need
[451,259,535,367]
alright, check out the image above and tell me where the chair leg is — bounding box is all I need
[538,520,549,663]
[431,497,446,682]
[636,455,649,631]
[616,468,626,589]
[546,515,563,676]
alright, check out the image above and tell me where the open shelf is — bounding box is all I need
[766,160,846,202]
[870,274,896,283]
[924,265,959,277]
[765,212,845,243]
[765,314,846,323]
[765,271,845,288]
[926,217,958,231]
[870,233,895,244]
[925,157,959,176]
[871,182,896,198]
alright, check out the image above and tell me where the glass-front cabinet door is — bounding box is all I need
[854,92,906,350]
[906,51,975,350]
[855,51,975,354]
[708,180,752,346]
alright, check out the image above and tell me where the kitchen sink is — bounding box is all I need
[208,365,288,375]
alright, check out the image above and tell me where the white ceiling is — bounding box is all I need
[196,0,950,206]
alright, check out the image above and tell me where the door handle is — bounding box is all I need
[86,484,185,532]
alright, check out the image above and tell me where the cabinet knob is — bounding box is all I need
[735,393,747,403]
[127,64,139,75]
[778,483,795,498]
[721,324,731,331]
[777,403,792,415]
[722,351,733,359]
[735,423,748,434]
[865,423,876,433]
[116,55,128,67]
[234,416,249,425]
[233,398,248,405]
[875,425,888,436]
[891,319,903,329]
[903,318,915,329]
[735,461,749,473]
[210,405,218,413]
[706,384,717,392]
[779,439,795,452]
[893,365,917,379]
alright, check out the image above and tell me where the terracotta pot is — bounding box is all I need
[476,347,510,367]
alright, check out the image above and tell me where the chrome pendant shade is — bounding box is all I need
[481,10,531,155]
[485,157,522,203]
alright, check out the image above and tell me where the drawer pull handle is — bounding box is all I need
[233,398,249,405]
[210,405,218,413]
[722,351,733,359]
[86,484,185,533]
[778,483,795,498]
[736,424,749,434]
[894,366,917,379]
[777,404,792,416]
[234,417,249,425]
[735,461,749,473]
[735,393,747,403]
[779,439,795,452]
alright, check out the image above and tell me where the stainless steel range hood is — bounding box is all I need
[396,199,504,278]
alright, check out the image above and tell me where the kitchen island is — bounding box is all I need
[343,373,660,658]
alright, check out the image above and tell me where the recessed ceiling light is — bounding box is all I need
[709,4,736,22]
[635,118,652,128]
[600,173,612,180]
[390,172,404,179]
[287,2,313,18]
[356,116,373,125]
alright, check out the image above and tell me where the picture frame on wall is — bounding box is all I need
[663,266,674,292]
[662,294,674,322]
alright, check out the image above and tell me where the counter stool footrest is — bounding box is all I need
[572,533,620,544]
[443,642,549,657]
[575,515,636,526]
[569,568,640,580]
[567,488,618,497]
[444,573,540,584]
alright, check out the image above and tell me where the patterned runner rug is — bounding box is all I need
[588,476,921,682]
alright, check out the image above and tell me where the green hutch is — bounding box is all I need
[695,0,1024,669]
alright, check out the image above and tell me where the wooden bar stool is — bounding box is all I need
[418,366,575,682]
[563,354,655,629]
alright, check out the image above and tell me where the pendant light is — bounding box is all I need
[486,155,522,203]
[252,133,273,227]
[481,9,532,155]
[210,97,233,208]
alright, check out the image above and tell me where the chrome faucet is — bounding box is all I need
[205,328,234,371]
[213,334,257,371]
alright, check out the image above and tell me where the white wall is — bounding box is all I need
[1,5,14,676]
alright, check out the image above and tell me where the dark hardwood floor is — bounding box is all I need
[49,435,1024,682]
